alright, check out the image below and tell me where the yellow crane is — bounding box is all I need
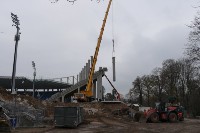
[75,0,112,101]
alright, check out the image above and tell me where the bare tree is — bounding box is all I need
[151,67,166,102]
[141,75,153,106]
[126,57,200,116]
[186,12,200,65]
[161,59,181,100]
[132,76,143,105]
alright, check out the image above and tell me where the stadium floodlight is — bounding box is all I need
[11,12,21,95]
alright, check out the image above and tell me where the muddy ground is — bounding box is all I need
[12,118,200,133]
[1,89,200,133]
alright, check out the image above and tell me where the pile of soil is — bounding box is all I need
[0,87,136,121]
[0,87,64,117]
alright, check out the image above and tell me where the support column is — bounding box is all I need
[81,68,84,80]
[97,67,103,100]
[62,95,65,102]
[93,81,96,99]
[72,76,74,85]
[78,87,80,93]
[86,62,89,79]
[112,57,116,82]
[79,72,81,81]
[90,56,93,68]
[87,60,90,77]
[83,66,86,80]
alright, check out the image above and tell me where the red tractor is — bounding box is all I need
[145,102,184,123]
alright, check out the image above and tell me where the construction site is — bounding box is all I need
[1,0,200,132]
[1,85,200,133]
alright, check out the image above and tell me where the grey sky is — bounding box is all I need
[0,0,199,96]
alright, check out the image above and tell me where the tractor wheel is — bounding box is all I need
[169,113,177,122]
[150,113,159,123]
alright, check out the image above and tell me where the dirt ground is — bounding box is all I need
[1,88,200,133]
[11,118,200,133]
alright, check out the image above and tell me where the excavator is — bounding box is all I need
[74,0,113,102]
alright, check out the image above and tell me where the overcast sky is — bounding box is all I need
[0,0,199,96]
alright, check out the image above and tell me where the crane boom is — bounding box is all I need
[82,0,112,97]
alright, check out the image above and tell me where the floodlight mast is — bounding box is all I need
[11,12,21,95]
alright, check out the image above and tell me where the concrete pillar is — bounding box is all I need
[81,68,83,80]
[97,68,103,100]
[83,66,86,80]
[77,74,79,83]
[93,81,96,99]
[87,60,90,77]
[90,56,93,68]
[79,72,81,81]
[72,76,74,85]
[86,62,89,79]
[112,57,116,81]
[81,68,84,80]
[62,95,65,102]
[81,69,83,80]
[71,96,73,103]
[78,87,80,93]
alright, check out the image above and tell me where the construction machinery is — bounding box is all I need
[145,98,184,123]
[74,0,113,102]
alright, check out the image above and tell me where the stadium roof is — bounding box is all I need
[0,76,71,89]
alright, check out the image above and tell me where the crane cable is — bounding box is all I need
[112,1,115,57]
